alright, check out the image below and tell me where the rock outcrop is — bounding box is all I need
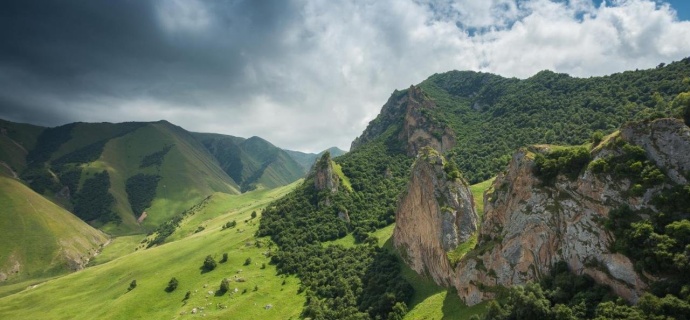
[394,147,478,286]
[351,86,455,156]
[310,152,339,193]
[391,117,690,306]
[398,86,456,157]
[621,118,690,184]
[451,118,690,306]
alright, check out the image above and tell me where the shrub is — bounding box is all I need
[128,280,137,291]
[165,277,178,292]
[202,255,217,272]
[219,278,230,294]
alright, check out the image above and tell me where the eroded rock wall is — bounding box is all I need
[453,118,690,306]
[394,147,478,287]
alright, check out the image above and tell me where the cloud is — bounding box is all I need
[0,0,689,152]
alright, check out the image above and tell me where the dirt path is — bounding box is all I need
[0,130,28,154]
[0,161,18,179]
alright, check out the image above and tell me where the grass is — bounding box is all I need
[446,178,495,266]
[469,177,495,217]
[0,182,304,320]
[91,122,240,235]
[89,235,145,266]
[0,174,108,284]
[377,225,488,319]
[332,161,353,192]
[0,135,27,174]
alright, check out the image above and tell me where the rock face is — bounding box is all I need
[390,118,690,306]
[398,86,456,157]
[351,86,455,156]
[310,152,339,193]
[451,118,690,306]
[394,147,478,286]
[621,118,690,184]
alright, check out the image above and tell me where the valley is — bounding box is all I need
[1,58,690,319]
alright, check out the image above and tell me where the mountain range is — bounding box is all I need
[1,58,690,319]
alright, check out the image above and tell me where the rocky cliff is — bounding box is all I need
[351,86,455,156]
[394,147,478,286]
[392,117,690,307]
[451,118,690,305]
[310,151,339,193]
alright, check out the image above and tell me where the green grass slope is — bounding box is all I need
[92,121,240,234]
[194,133,304,192]
[0,182,303,320]
[0,119,44,174]
[0,174,108,284]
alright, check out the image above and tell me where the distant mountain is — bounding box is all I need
[0,172,108,283]
[13,120,240,234]
[0,119,44,175]
[284,146,347,173]
[193,133,305,192]
[0,118,309,234]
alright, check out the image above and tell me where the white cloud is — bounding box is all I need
[3,0,690,153]
[219,0,690,151]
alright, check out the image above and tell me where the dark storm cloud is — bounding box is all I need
[1,0,689,152]
[0,0,297,119]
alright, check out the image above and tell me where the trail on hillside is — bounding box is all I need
[0,161,18,179]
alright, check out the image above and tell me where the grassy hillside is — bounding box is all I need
[0,173,108,284]
[195,133,304,192]
[0,182,302,320]
[93,121,240,234]
[0,119,44,174]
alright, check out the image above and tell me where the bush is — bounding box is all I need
[222,220,237,230]
[219,278,230,294]
[244,257,252,266]
[534,146,591,184]
[202,255,217,272]
[128,280,137,291]
[220,253,228,263]
[165,277,178,292]
[251,211,257,219]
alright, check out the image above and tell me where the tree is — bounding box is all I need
[203,255,217,272]
[244,257,252,266]
[128,280,137,291]
[165,277,179,292]
[673,91,690,126]
[251,211,257,219]
[220,253,228,263]
[219,278,230,294]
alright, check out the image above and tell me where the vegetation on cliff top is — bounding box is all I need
[417,59,690,183]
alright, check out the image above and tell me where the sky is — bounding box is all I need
[1,0,689,153]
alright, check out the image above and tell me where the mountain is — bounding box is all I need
[254,58,690,319]
[17,120,240,234]
[0,119,44,176]
[0,173,108,283]
[284,146,347,174]
[1,118,311,235]
[193,133,305,192]
[354,58,690,183]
